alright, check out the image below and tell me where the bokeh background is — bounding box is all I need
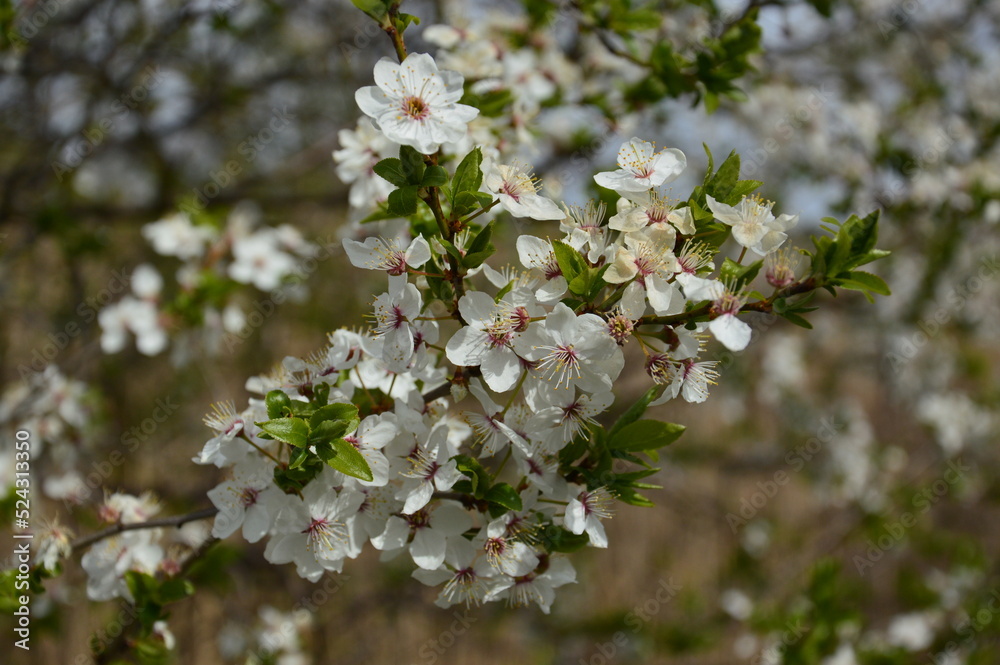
[2,0,998,663]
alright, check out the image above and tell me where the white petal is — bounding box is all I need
[709,315,752,351]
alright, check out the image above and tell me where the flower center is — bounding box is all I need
[402,95,430,121]
[536,344,581,389]
[238,487,260,508]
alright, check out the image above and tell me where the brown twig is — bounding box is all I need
[70,507,220,554]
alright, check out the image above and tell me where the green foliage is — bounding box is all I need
[541,524,591,553]
[450,148,486,218]
[123,571,194,639]
[463,220,496,269]
[452,454,490,499]
[485,482,523,517]
[720,257,763,291]
[809,211,892,303]
[608,419,686,453]
[551,240,588,283]
[257,393,372,483]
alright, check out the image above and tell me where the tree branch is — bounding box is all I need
[70,507,220,554]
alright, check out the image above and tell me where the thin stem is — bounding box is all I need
[422,188,450,239]
[460,199,499,226]
[493,446,513,477]
[596,282,629,312]
[70,507,220,553]
[499,371,527,417]
[239,432,281,465]
[381,8,408,62]
[407,269,447,278]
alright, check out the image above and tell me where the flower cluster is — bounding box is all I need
[162,41,888,614]
[98,205,317,359]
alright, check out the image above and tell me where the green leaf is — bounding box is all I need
[541,525,591,553]
[125,571,156,608]
[309,403,360,431]
[463,220,496,269]
[551,240,587,282]
[608,386,660,439]
[288,446,310,470]
[158,579,194,604]
[650,42,688,96]
[608,419,686,452]
[317,439,373,482]
[705,150,742,203]
[779,311,813,329]
[839,270,891,295]
[387,186,418,217]
[437,236,464,262]
[309,419,353,445]
[485,482,523,514]
[464,88,513,117]
[421,165,449,188]
[399,145,427,181]
[350,0,390,20]
[373,158,408,187]
[452,454,489,498]
[265,390,292,419]
[450,148,484,218]
[851,248,892,268]
[395,12,420,32]
[845,210,881,259]
[568,265,609,299]
[729,179,763,200]
[719,258,763,290]
[257,418,309,447]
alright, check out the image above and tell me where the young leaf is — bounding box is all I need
[485,482,523,513]
[452,454,490,497]
[372,158,408,187]
[450,148,484,217]
[608,419,685,452]
[568,265,608,299]
[608,386,661,439]
[421,165,449,188]
[719,258,763,290]
[257,418,309,447]
[309,403,361,431]
[317,439,373,482]
[265,390,292,419]
[551,240,587,282]
[387,186,418,217]
[399,145,426,184]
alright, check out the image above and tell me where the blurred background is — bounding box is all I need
[1,0,998,663]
